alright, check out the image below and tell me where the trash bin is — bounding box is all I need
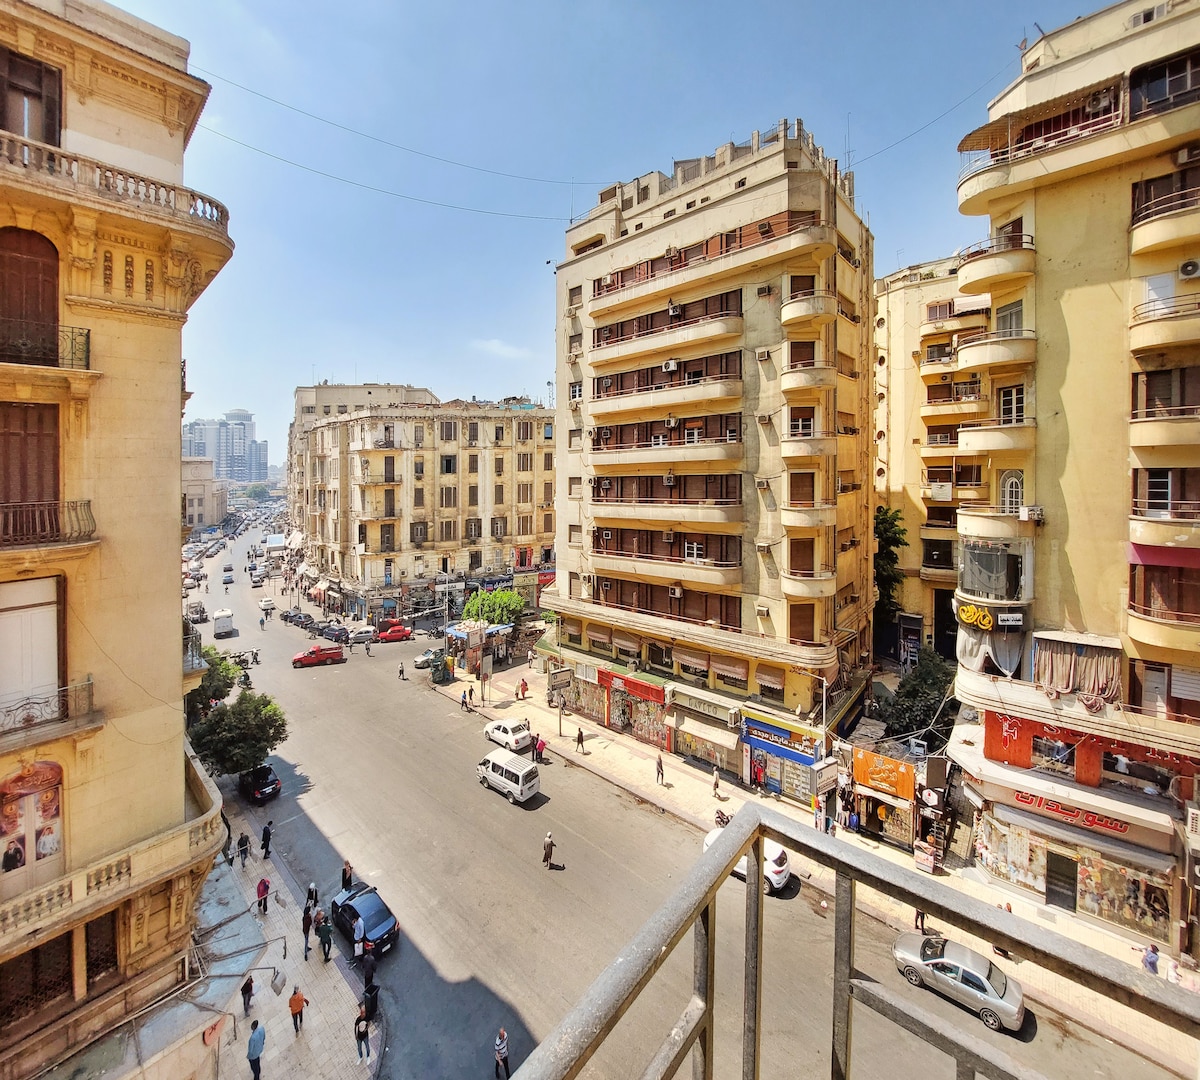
[362,982,379,1021]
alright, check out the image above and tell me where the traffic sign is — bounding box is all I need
[548,667,572,690]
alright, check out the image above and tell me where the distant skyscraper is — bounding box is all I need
[182,409,265,481]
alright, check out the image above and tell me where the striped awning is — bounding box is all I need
[710,654,748,681]
[613,630,642,653]
[586,624,612,644]
[673,645,709,671]
[756,665,785,690]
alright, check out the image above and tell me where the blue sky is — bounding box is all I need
[118,0,1089,460]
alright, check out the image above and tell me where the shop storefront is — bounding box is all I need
[666,685,742,774]
[740,709,824,803]
[563,658,606,723]
[600,669,667,748]
[852,750,917,851]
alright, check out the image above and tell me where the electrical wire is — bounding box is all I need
[197,125,572,222]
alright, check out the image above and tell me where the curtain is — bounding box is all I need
[1033,638,1121,709]
[990,630,1025,678]
[956,625,988,672]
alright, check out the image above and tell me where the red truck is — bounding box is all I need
[292,644,347,668]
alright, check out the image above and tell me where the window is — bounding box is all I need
[413,459,424,479]
[495,425,504,442]
[413,487,424,507]
[518,453,533,471]
[518,483,533,502]
[440,487,458,508]
[468,484,478,506]
[789,406,815,437]
[663,209,676,219]
[997,385,1025,424]
[569,524,582,544]
[495,484,504,503]
[569,381,583,401]
[0,47,62,146]
[1131,46,1200,116]
[302,405,316,414]
[544,423,554,440]
[568,476,582,496]
[544,513,553,532]
[569,429,583,450]
[1000,470,1024,513]
[922,539,954,568]
[439,520,457,541]
[995,300,1023,337]
[495,458,504,475]
[323,405,331,415]
[568,285,582,305]
[518,515,533,535]
[441,455,457,474]
[410,522,427,542]
[413,425,424,447]
[440,421,458,441]
[569,332,583,351]
[337,404,348,413]
[961,539,1026,602]
[468,454,478,473]
[468,422,479,442]
[735,177,747,189]
[492,517,507,537]
[466,518,482,539]
[927,301,952,321]
[684,540,705,561]
[684,428,700,445]
[543,481,553,502]
[544,452,553,470]
[518,421,533,441]
[0,929,72,1027]
[1032,735,1075,777]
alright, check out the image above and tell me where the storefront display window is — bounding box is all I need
[977,814,1047,894]
[858,797,913,849]
[1100,753,1173,799]
[1077,852,1171,943]
[567,679,606,723]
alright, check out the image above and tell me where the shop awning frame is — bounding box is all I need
[992,803,1175,875]
[669,709,741,750]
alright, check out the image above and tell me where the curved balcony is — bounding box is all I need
[0,500,97,549]
[919,434,960,460]
[590,375,742,420]
[920,392,988,420]
[781,567,837,599]
[590,437,743,469]
[956,329,1037,374]
[1129,406,1200,448]
[1129,188,1200,256]
[780,429,836,461]
[1130,295,1200,353]
[956,236,1036,295]
[590,313,744,366]
[1127,601,1200,653]
[780,291,837,329]
[781,501,837,529]
[957,504,1035,540]
[591,551,742,588]
[781,362,837,396]
[591,498,743,526]
[918,311,990,339]
[1130,500,1200,548]
[958,417,1036,454]
[919,564,958,584]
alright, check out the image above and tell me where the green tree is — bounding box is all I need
[873,505,909,628]
[189,691,288,776]
[461,588,525,625]
[185,646,240,725]
[244,483,270,503]
[878,647,957,750]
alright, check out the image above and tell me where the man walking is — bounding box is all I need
[342,860,354,891]
[256,877,270,915]
[712,766,720,799]
[316,911,333,962]
[536,735,546,764]
[247,1019,265,1080]
[241,975,254,1016]
[914,908,926,933]
[261,821,273,859]
[354,1005,371,1063]
[461,690,468,711]
[302,903,313,960]
[495,1026,511,1079]
[531,733,540,761]
[397,660,405,680]
[237,831,250,868]
[469,685,475,705]
[353,914,365,962]
[543,831,555,869]
[528,647,534,668]
[362,941,377,987]
[289,985,309,1034]
[575,727,585,753]
[656,753,664,785]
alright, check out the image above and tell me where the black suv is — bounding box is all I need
[238,764,282,804]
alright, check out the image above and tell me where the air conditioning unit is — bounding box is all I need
[939,373,951,382]
[1084,89,1114,115]
[399,569,407,577]
[602,377,613,387]
[600,428,612,439]
[849,314,862,324]
[1178,145,1200,166]
[568,351,582,364]
[663,473,676,486]
[755,347,771,361]
[1180,259,1200,280]
[601,273,614,286]
[755,478,769,490]
[850,593,860,602]
[665,416,679,428]
[601,327,613,340]
[565,305,578,318]
[662,531,675,542]
[755,542,772,553]
[665,246,679,258]
[582,573,594,586]
[757,221,771,235]
[601,579,612,591]
[669,586,684,599]
[850,257,862,269]
[569,399,580,410]
[1018,505,1044,522]
[662,359,678,373]
[600,530,612,540]
[757,414,771,425]
[755,603,769,617]
[667,304,681,317]
[600,478,611,489]
[1187,805,1200,841]
[757,285,772,298]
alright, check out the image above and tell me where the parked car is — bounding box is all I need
[891,933,1025,1032]
[258,597,275,612]
[223,563,234,573]
[222,573,235,585]
[321,624,350,643]
[702,828,791,895]
[238,764,282,804]
[484,718,532,752]
[291,613,316,630]
[413,648,444,669]
[377,624,413,642]
[182,576,198,591]
[248,561,258,571]
[347,626,377,644]
[329,882,400,956]
[293,644,347,668]
[250,577,265,589]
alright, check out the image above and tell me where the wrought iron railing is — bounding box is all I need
[1132,185,1200,226]
[0,317,90,369]
[1131,294,1200,322]
[0,678,93,738]
[183,623,206,675]
[0,500,96,546]
[514,804,1200,1079]
[957,233,1036,265]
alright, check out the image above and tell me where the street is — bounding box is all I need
[197,536,1172,1079]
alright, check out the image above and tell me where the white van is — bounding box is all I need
[477,748,540,804]
[213,609,234,638]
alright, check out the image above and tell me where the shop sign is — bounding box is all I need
[548,668,573,691]
[598,669,666,703]
[742,717,821,762]
[538,570,557,588]
[576,663,599,684]
[852,750,916,801]
[956,602,1025,631]
[814,759,838,796]
[513,571,538,588]
[1013,790,1130,835]
[671,686,738,725]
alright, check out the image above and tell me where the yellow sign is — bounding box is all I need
[956,602,994,631]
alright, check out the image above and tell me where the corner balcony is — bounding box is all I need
[780,428,836,461]
[781,566,836,599]
[0,500,98,556]
[591,437,743,469]
[591,498,743,526]
[1130,295,1200,354]
[955,329,1037,374]
[1127,600,1200,653]
[1130,187,1200,256]
[590,313,743,366]
[920,388,987,420]
[183,624,206,695]
[918,432,960,460]
[781,501,837,529]
[955,235,1036,295]
[1129,406,1200,448]
[590,374,743,420]
[780,290,837,330]
[957,417,1036,454]
[957,504,1035,541]
[781,362,837,397]
[918,311,989,339]
[1130,500,1200,548]
[919,563,958,584]
[591,551,742,589]
[0,678,99,755]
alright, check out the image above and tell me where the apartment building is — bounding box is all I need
[0,0,232,1074]
[182,409,268,482]
[182,457,229,534]
[543,119,874,797]
[291,399,556,618]
[875,258,994,664]
[944,0,1200,956]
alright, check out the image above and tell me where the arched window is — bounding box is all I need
[1000,470,1024,513]
[0,227,59,366]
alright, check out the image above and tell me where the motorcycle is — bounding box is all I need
[237,671,253,690]
[715,809,732,828]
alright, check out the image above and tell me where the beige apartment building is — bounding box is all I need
[875,258,994,664]
[0,0,232,1074]
[291,399,556,618]
[182,456,228,535]
[940,0,1200,956]
[543,119,874,799]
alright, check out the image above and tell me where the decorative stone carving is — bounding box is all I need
[102,251,112,294]
[145,259,154,300]
[124,254,134,297]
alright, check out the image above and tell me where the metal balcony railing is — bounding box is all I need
[183,623,206,675]
[513,804,1199,1080]
[0,317,90,369]
[0,500,96,546]
[0,678,93,738]
[1131,185,1200,226]
[1131,294,1200,322]
[957,233,1036,266]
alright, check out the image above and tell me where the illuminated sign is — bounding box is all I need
[1013,790,1130,834]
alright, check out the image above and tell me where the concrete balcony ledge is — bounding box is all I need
[919,311,990,339]
[1130,295,1200,353]
[1130,188,1200,256]
[955,236,1036,295]
[1129,408,1200,447]
[920,395,988,420]
[958,418,1037,454]
[591,439,744,468]
[590,376,742,419]
[1127,603,1200,653]
[781,363,837,395]
[780,291,837,329]
[590,314,743,366]
[781,568,836,598]
[781,502,837,529]
[958,505,1036,540]
[919,564,958,583]
[780,430,837,460]
[956,329,1037,373]
[591,499,743,525]
[1130,509,1200,549]
[591,551,742,588]
[0,746,222,950]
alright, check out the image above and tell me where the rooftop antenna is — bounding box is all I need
[546,379,554,408]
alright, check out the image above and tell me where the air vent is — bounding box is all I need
[756,285,772,298]
[668,586,683,599]
[755,347,771,362]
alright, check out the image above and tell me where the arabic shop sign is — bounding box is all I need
[955,602,1025,632]
[1013,790,1130,835]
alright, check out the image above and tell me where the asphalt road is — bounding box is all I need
[194,536,1171,1079]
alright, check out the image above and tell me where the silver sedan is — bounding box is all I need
[891,932,1025,1032]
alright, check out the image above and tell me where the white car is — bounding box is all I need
[258,597,275,612]
[703,828,791,895]
[348,626,377,644]
[484,719,532,752]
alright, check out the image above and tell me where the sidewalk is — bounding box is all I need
[444,655,1198,1077]
[215,802,382,1080]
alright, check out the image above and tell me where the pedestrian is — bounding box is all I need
[1138,943,1160,975]
[521,678,528,699]
[256,877,270,915]
[362,940,377,987]
[289,985,309,1034]
[712,766,720,799]
[495,1026,511,1079]
[914,908,926,932]
[537,736,546,763]
[260,821,273,858]
[237,831,250,868]
[355,1004,371,1062]
[364,642,371,656]
[241,974,254,1016]
[848,809,859,833]
[528,648,534,668]
[993,903,1013,957]
[353,914,365,962]
[247,1019,265,1080]
[461,690,468,711]
[342,859,353,891]
[575,727,585,753]
[397,660,405,680]
[543,831,555,869]
[531,733,540,761]
[316,911,333,962]
[302,903,313,960]
[656,753,664,784]
[469,685,475,705]
[306,882,319,909]
[259,616,265,632]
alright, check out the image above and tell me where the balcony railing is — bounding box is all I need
[1131,404,1200,421]
[594,371,740,401]
[958,108,1124,183]
[958,416,1035,430]
[593,434,742,452]
[957,233,1036,265]
[1132,186,1200,226]
[183,623,205,676]
[926,384,982,405]
[1131,498,1200,519]
[958,503,1021,517]
[0,132,230,239]
[595,548,741,570]
[924,433,958,447]
[0,678,93,739]
[1131,294,1200,322]
[593,496,741,507]
[0,318,90,369]
[1129,599,1200,625]
[594,309,742,349]
[0,500,96,547]
[514,803,1198,1080]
